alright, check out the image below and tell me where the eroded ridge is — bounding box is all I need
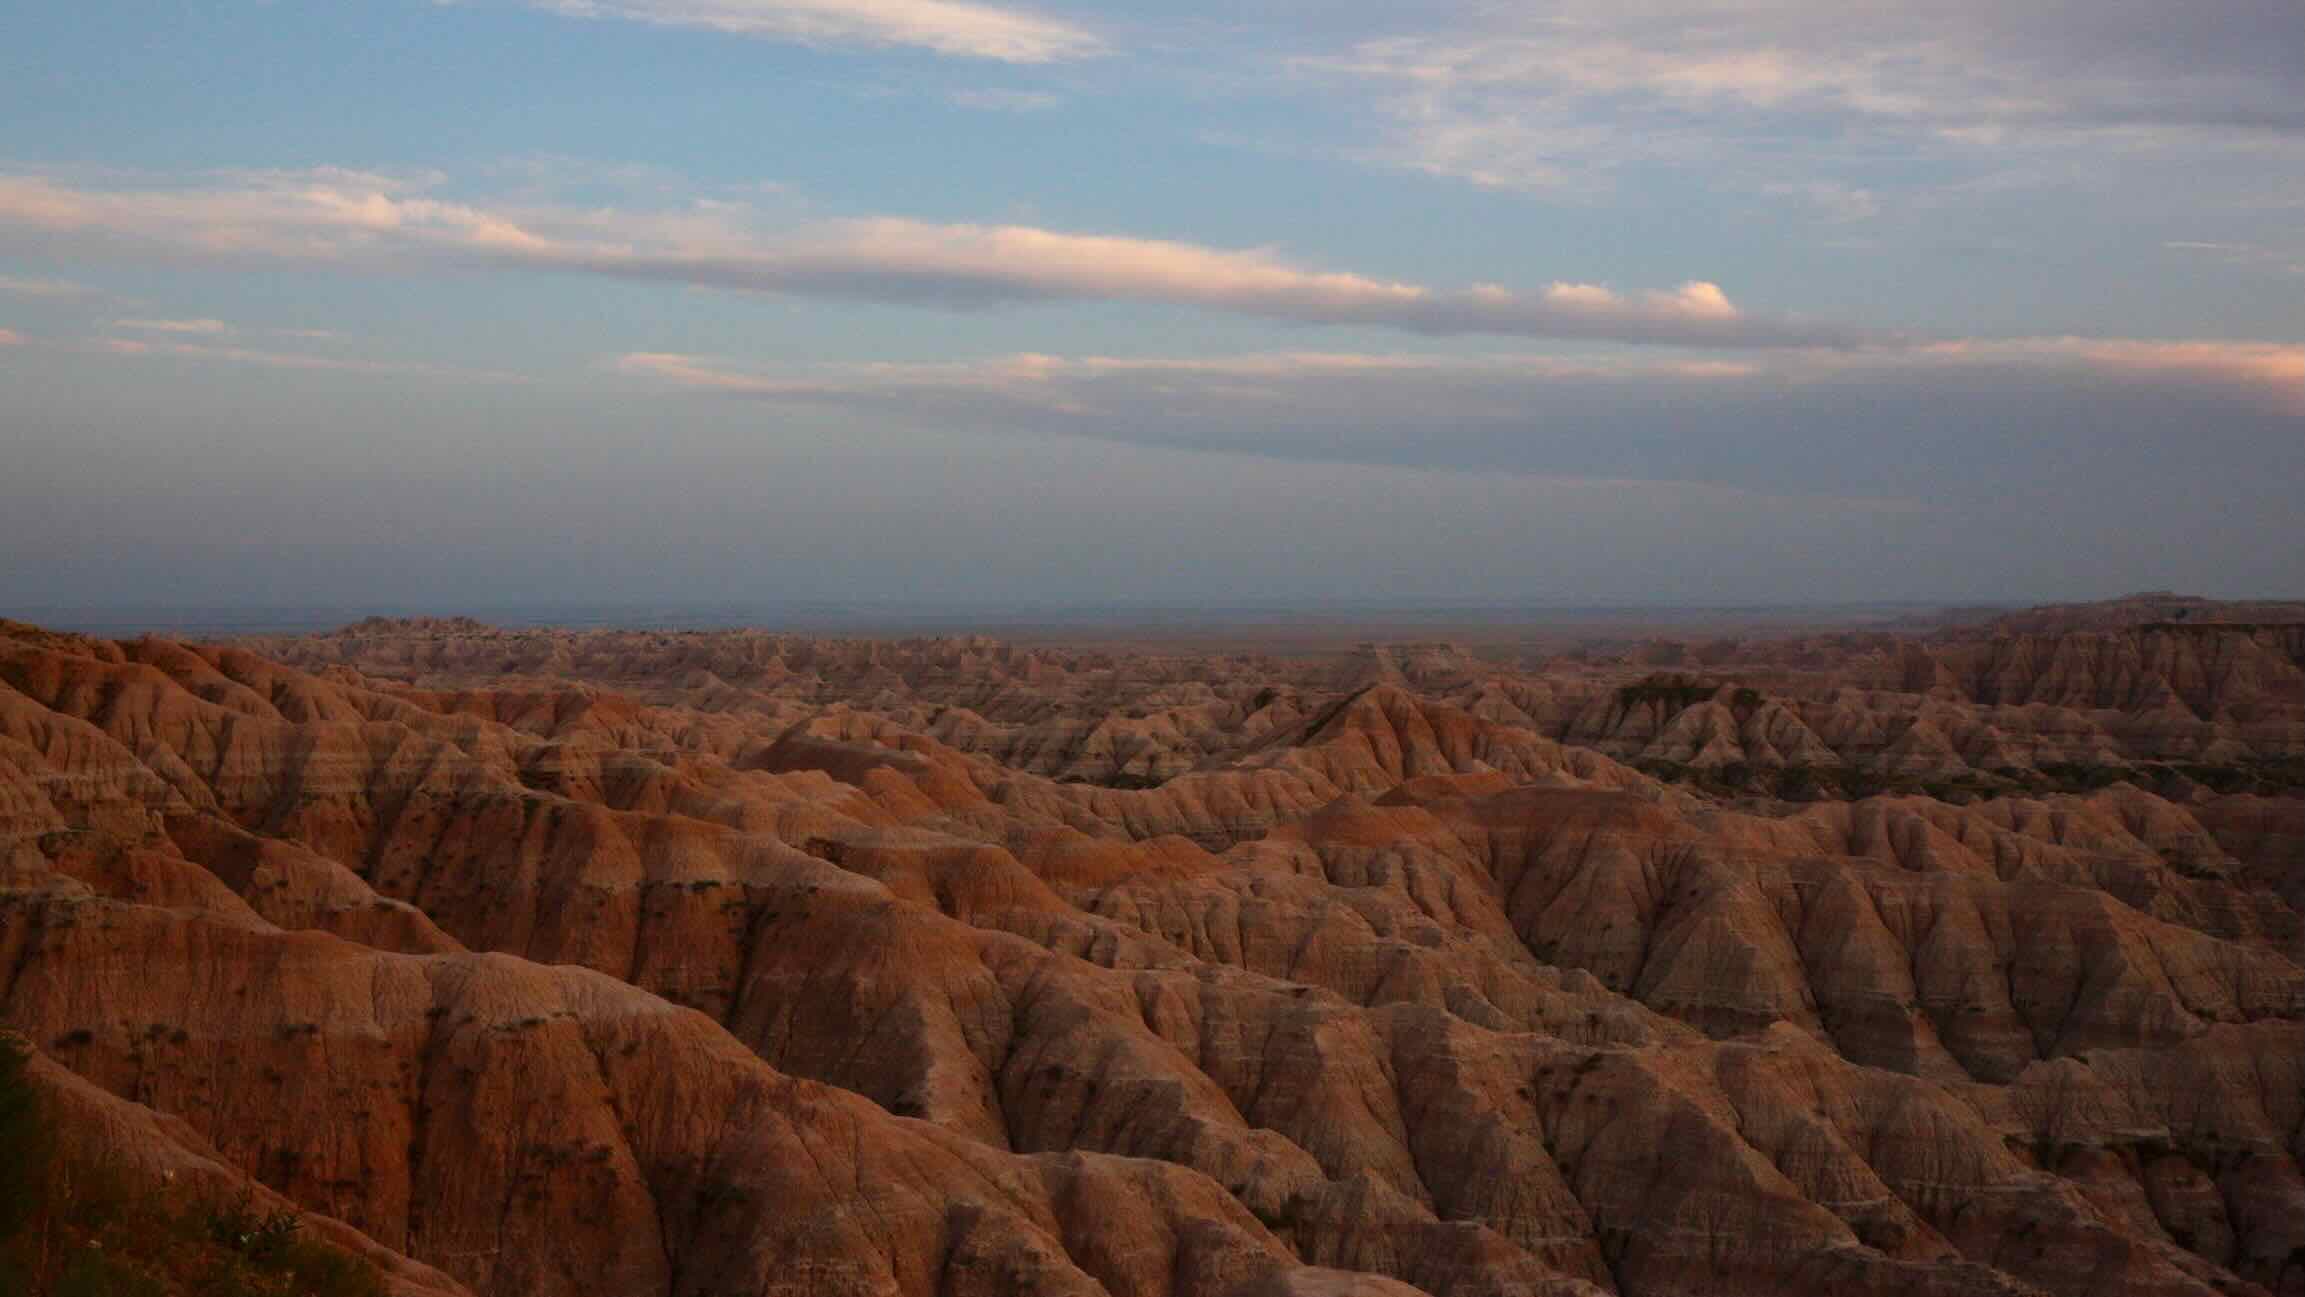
[4,605,2303,1297]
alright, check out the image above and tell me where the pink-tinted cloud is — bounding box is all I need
[0,167,1853,347]
[497,0,1102,61]
[1294,0,2305,198]
[92,335,522,382]
[615,336,2305,447]
[114,317,233,335]
[1899,337,2305,395]
[0,274,92,298]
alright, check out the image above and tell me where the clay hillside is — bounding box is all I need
[5,596,2304,1297]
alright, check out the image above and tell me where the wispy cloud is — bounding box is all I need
[107,316,350,342]
[0,274,94,298]
[113,317,233,335]
[2166,239,2305,276]
[948,88,1061,112]
[91,335,522,382]
[615,347,1761,397]
[1892,337,2305,396]
[1760,180,1881,223]
[613,336,2305,483]
[1289,0,2305,199]
[492,0,1103,62]
[621,338,2305,417]
[0,166,1857,347]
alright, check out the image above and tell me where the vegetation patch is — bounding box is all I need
[1615,676,1721,713]
[0,1035,383,1297]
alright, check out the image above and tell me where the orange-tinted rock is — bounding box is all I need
[3,613,2302,1297]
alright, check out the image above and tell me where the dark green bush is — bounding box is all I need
[1616,677,1718,713]
[204,1199,303,1266]
[0,1041,380,1297]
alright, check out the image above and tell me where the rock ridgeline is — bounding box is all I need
[2,607,2303,1297]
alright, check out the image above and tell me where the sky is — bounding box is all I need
[1,0,2300,610]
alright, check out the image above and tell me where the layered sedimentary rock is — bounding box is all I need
[5,607,2304,1297]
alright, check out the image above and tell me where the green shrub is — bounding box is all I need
[0,1047,381,1297]
[189,1198,383,1297]
[1616,677,1718,714]
[1776,765,1821,800]
[204,1198,303,1265]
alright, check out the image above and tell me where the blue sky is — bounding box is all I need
[1,0,2300,607]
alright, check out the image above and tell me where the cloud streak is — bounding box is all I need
[2166,239,2305,277]
[611,337,2305,496]
[1291,0,2305,198]
[0,167,1857,347]
[620,338,2305,427]
[90,335,523,382]
[495,0,1103,61]
[947,88,1062,112]
[114,317,233,335]
[0,274,94,298]
[613,338,2305,499]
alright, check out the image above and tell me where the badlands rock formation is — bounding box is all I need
[4,601,2303,1296]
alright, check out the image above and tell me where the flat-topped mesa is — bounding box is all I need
[1975,593,2305,637]
[4,615,2303,1297]
[326,614,504,637]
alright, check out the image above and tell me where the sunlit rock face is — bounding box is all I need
[4,602,2303,1297]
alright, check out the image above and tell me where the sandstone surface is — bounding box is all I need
[4,603,2302,1296]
